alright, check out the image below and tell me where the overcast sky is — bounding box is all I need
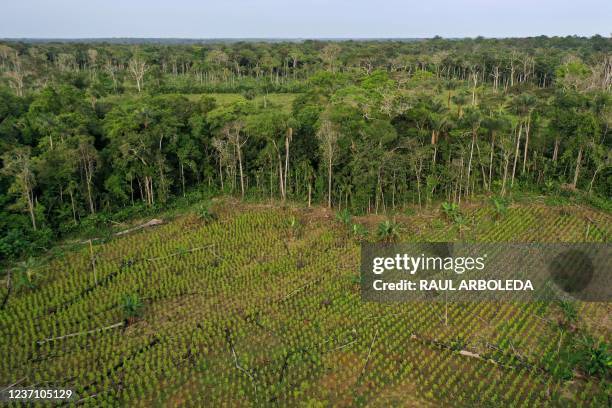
[2,0,610,38]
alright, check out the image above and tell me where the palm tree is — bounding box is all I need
[452,92,469,118]
[428,101,451,168]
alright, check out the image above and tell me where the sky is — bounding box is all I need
[1,0,610,39]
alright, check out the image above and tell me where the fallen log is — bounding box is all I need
[37,321,125,345]
[359,329,379,379]
[459,349,481,359]
[0,376,27,393]
[115,219,164,236]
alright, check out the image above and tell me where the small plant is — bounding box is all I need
[377,219,401,243]
[287,215,302,239]
[543,180,557,194]
[197,202,217,222]
[431,219,446,229]
[441,202,460,222]
[14,257,40,291]
[335,208,352,226]
[441,202,470,237]
[490,196,509,220]
[403,207,416,216]
[450,337,467,351]
[122,293,144,323]
[454,213,469,239]
[350,223,368,241]
[558,300,578,324]
[288,215,300,230]
[573,335,610,379]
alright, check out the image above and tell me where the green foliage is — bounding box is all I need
[558,300,578,324]
[441,202,460,222]
[286,215,303,240]
[490,196,509,220]
[122,293,144,320]
[197,202,217,222]
[350,223,368,240]
[13,257,41,291]
[0,203,609,406]
[0,38,610,263]
[335,208,351,226]
[0,39,611,406]
[376,219,402,243]
[573,336,610,379]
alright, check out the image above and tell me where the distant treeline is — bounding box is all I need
[0,37,610,260]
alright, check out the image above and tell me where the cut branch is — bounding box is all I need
[115,219,164,236]
[37,322,125,345]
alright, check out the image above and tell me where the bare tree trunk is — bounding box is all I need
[327,156,333,208]
[588,165,603,194]
[219,159,224,190]
[180,161,186,197]
[572,147,583,189]
[68,188,77,224]
[85,166,95,214]
[236,145,245,199]
[522,115,531,174]
[501,153,509,196]
[476,143,488,191]
[552,138,559,162]
[284,128,292,197]
[276,151,285,201]
[488,132,495,190]
[466,131,476,196]
[415,165,422,208]
[431,130,438,168]
[511,124,522,187]
[27,186,37,231]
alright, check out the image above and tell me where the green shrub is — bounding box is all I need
[490,196,509,220]
[350,223,368,240]
[335,208,351,226]
[197,202,217,222]
[122,293,144,321]
[441,202,460,222]
[377,219,401,243]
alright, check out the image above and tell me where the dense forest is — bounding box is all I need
[1,37,611,260]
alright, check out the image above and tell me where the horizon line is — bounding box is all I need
[1,34,608,41]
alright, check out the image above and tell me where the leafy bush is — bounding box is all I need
[441,202,460,222]
[287,215,303,239]
[0,224,53,263]
[122,293,144,321]
[377,220,401,243]
[335,208,351,226]
[350,223,368,240]
[197,202,217,222]
[558,300,578,324]
[572,335,610,379]
[490,196,509,220]
[14,257,41,292]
